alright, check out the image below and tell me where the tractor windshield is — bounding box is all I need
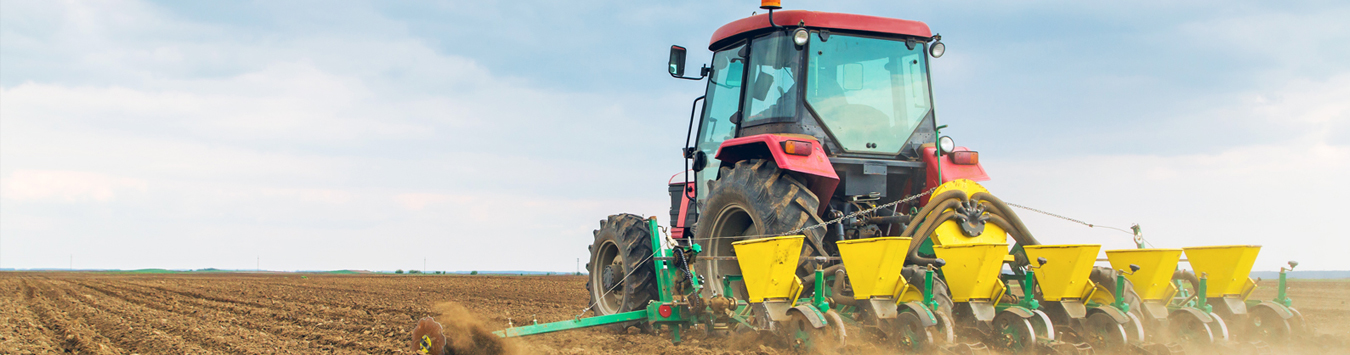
[807,34,932,154]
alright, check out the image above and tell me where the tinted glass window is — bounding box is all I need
[694,44,746,200]
[742,33,800,125]
[806,34,931,154]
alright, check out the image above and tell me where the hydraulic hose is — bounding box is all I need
[900,189,1046,266]
[866,215,911,226]
[905,210,955,266]
[970,192,1039,245]
[1173,269,1200,303]
[899,190,969,238]
[901,197,964,241]
[830,266,857,307]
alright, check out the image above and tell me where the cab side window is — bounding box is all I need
[694,44,746,199]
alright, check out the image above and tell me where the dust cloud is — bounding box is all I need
[428,302,521,355]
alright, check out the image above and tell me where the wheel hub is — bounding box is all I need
[602,264,622,291]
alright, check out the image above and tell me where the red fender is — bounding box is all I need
[920,146,989,205]
[714,134,839,213]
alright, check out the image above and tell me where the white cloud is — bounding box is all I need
[0,0,681,271]
[985,73,1350,271]
[1,170,147,202]
[394,193,458,211]
[1,0,1345,272]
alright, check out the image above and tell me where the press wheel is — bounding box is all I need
[1248,306,1291,342]
[992,312,1037,354]
[888,311,933,352]
[1083,311,1128,350]
[933,309,957,345]
[1170,311,1214,344]
[780,310,844,351]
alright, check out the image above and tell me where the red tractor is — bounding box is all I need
[586,5,990,325]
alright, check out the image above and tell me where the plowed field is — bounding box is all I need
[2,272,1346,354]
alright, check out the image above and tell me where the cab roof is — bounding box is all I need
[709,10,933,50]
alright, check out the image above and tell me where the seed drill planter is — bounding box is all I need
[476,218,865,349]
[1103,244,1307,348]
[835,237,950,351]
[934,242,1059,353]
[1025,244,1140,351]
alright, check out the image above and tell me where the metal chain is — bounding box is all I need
[777,188,935,237]
[690,188,935,241]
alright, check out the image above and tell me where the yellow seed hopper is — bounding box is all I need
[836,237,918,301]
[1029,244,1145,346]
[732,235,805,304]
[1024,244,1101,302]
[1105,249,1183,302]
[1183,245,1259,299]
[1184,245,1260,317]
[934,243,1007,322]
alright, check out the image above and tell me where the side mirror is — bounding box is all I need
[669,45,688,78]
[1288,261,1299,269]
[691,151,708,171]
[1036,257,1048,266]
[1130,264,1141,273]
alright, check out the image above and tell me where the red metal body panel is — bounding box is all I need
[715,134,839,212]
[674,183,692,237]
[710,10,933,49]
[667,172,695,236]
[919,146,990,204]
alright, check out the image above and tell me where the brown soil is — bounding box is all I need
[1,273,1346,354]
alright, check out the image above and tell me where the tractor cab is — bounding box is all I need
[669,10,972,233]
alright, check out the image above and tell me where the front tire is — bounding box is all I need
[586,214,658,329]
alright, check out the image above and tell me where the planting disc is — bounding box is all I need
[1169,310,1213,344]
[888,311,933,352]
[992,311,1037,354]
[1083,311,1127,351]
[1248,306,1291,342]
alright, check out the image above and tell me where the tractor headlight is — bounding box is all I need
[930,34,945,58]
[793,28,810,46]
[938,136,955,154]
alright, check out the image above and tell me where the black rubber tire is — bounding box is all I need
[585,213,658,330]
[695,159,829,300]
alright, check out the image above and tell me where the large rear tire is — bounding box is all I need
[586,213,658,330]
[695,159,829,301]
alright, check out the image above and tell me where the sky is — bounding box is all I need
[1,0,1346,272]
